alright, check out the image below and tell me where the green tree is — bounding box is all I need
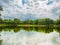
[0,18,3,24]
[23,19,33,25]
[0,6,3,17]
[55,19,60,25]
[34,18,54,25]
[0,6,3,24]
[43,18,54,25]
[34,19,39,25]
[14,18,21,24]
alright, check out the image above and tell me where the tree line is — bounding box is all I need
[0,18,60,25]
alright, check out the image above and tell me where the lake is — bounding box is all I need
[0,27,60,45]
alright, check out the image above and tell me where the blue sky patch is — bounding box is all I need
[22,0,26,5]
[47,1,53,5]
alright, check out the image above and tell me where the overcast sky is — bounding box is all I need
[0,0,60,20]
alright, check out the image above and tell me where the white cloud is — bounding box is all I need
[0,0,60,20]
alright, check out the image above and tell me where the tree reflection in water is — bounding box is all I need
[0,27,60,33]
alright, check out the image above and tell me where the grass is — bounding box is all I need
[0,24,60,28]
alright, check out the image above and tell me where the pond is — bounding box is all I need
[0,27,60,45]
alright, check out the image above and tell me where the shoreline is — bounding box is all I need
[0,24,60,28]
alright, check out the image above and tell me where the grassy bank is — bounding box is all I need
[0,24,60,28]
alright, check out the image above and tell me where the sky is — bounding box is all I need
[0,0,60,20]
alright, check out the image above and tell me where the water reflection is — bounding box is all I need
[0,30,60,45]
[0,27,60,33]
[0,27,60,45]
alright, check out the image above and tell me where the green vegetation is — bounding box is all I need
[0,18,60,27]
[0,27,60,33]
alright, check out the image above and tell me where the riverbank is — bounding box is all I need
[0,24,60,28]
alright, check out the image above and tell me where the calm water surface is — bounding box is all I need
[0,27,60,45]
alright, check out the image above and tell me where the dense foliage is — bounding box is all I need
[0,18,60,25]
